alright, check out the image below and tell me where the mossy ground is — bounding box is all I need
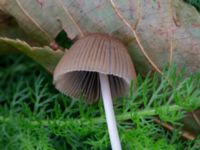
[0,54,200,150]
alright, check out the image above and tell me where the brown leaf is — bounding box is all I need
[0,0,200,74]
[0,10,43,47]
[0,37,64,73]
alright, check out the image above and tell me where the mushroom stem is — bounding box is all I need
[99,73,122,150]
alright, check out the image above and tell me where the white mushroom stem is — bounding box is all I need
[99,73,122,150]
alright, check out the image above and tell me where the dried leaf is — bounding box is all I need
[0,37,64,73]
[0,0,80,44]
[0,0,200,74]
[0,10,43,49]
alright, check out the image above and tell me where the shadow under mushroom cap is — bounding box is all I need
[53,33,136,103]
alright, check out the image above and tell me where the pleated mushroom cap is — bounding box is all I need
[53,33,136,103]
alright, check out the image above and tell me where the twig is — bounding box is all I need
[192,111,200,127]
[154,118,196,140]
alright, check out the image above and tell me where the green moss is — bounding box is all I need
[0,54,200,150]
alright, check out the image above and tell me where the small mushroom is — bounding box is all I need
[53,33,136,150]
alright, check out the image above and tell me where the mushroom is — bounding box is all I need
[53,33,136,150]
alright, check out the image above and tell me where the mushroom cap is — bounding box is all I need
[53,33,136,103]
